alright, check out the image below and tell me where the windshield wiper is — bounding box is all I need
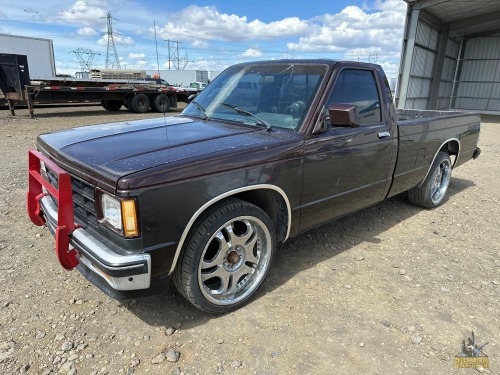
[191,100,208,120]
[220,102,271,131]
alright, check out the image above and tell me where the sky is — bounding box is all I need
[0,0,408,79]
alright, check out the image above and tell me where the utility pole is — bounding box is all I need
[104,12,121,69]
[154,20,160,77]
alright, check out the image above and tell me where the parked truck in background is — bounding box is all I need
[27,59,481,313]
[189,81,208,91]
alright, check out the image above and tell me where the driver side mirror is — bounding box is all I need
[328,104,361,128]
[312,103,362,134]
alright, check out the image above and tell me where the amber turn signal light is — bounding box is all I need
[121,199,139,237]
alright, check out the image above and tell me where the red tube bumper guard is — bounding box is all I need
[27,149,79,270]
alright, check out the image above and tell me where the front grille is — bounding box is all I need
[45,166,59,189]
[45,167,97,224]
[71,176,97,223]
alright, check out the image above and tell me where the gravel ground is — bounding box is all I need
[0,106,498,375]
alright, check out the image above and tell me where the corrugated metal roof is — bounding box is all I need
[405,0,500,37]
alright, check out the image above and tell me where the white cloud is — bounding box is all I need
[76,26,97,36]
[287,0,406,55]
[378,61,400,77]
[97,34,134,46]
[191,40,209,48]
[59,0,109,26]
[128,52,146,60]
[241,48,263,58]
[374,0,407,12]
[157,5,309,42]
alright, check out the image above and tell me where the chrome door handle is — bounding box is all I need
[378,131,391,139]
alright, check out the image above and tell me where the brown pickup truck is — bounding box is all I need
[27,60,481,313]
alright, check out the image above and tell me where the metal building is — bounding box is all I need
[396,0,500,114]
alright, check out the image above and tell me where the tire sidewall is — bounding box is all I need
[154,94,170,113]
[423,152,452,207]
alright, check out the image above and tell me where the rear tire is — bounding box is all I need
[408,151,452,208]
[130,94,150,113]
[172,199,275,314]
[152,94,170,113]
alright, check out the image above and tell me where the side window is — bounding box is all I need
[327,69,382,126]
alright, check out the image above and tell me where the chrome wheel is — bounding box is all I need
[430,158,451,205]
[198,216,272,305]
[173,199,276,313]
[408,151,453,209]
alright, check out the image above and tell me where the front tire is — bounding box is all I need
[408,151,452,208]
[173,199,275,313]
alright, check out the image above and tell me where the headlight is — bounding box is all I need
[101,194,122,231]
[40,161,48,193]
[100,193,140,237]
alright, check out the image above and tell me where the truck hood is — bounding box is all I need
[37,116,302,191]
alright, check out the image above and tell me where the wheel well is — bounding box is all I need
[169,187,290,274]
[439,139,460,166]
[231,189,288,243]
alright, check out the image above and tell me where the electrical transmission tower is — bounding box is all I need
[165,40,180,70]
[104,12,121,69]
[165,40,189,70]
[72,48,99,73]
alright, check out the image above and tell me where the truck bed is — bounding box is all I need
[389,109,481,197]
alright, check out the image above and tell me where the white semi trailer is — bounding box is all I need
[0,33,56,79]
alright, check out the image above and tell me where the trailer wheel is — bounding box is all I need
[131,94,150,113]
[153,94,170,113]
[105,100,123,111]
[101,100,110,110]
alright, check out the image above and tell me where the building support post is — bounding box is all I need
[428,23,450,109]
[396,3,420,109]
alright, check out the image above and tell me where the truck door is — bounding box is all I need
[300,67,396,230]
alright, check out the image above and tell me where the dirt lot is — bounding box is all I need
[0,105,498,375]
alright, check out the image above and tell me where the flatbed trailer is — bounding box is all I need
[0,53,184,118]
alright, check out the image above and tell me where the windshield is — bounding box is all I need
[182,63,328,131]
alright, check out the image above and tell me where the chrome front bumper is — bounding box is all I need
[40,196,151,291]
